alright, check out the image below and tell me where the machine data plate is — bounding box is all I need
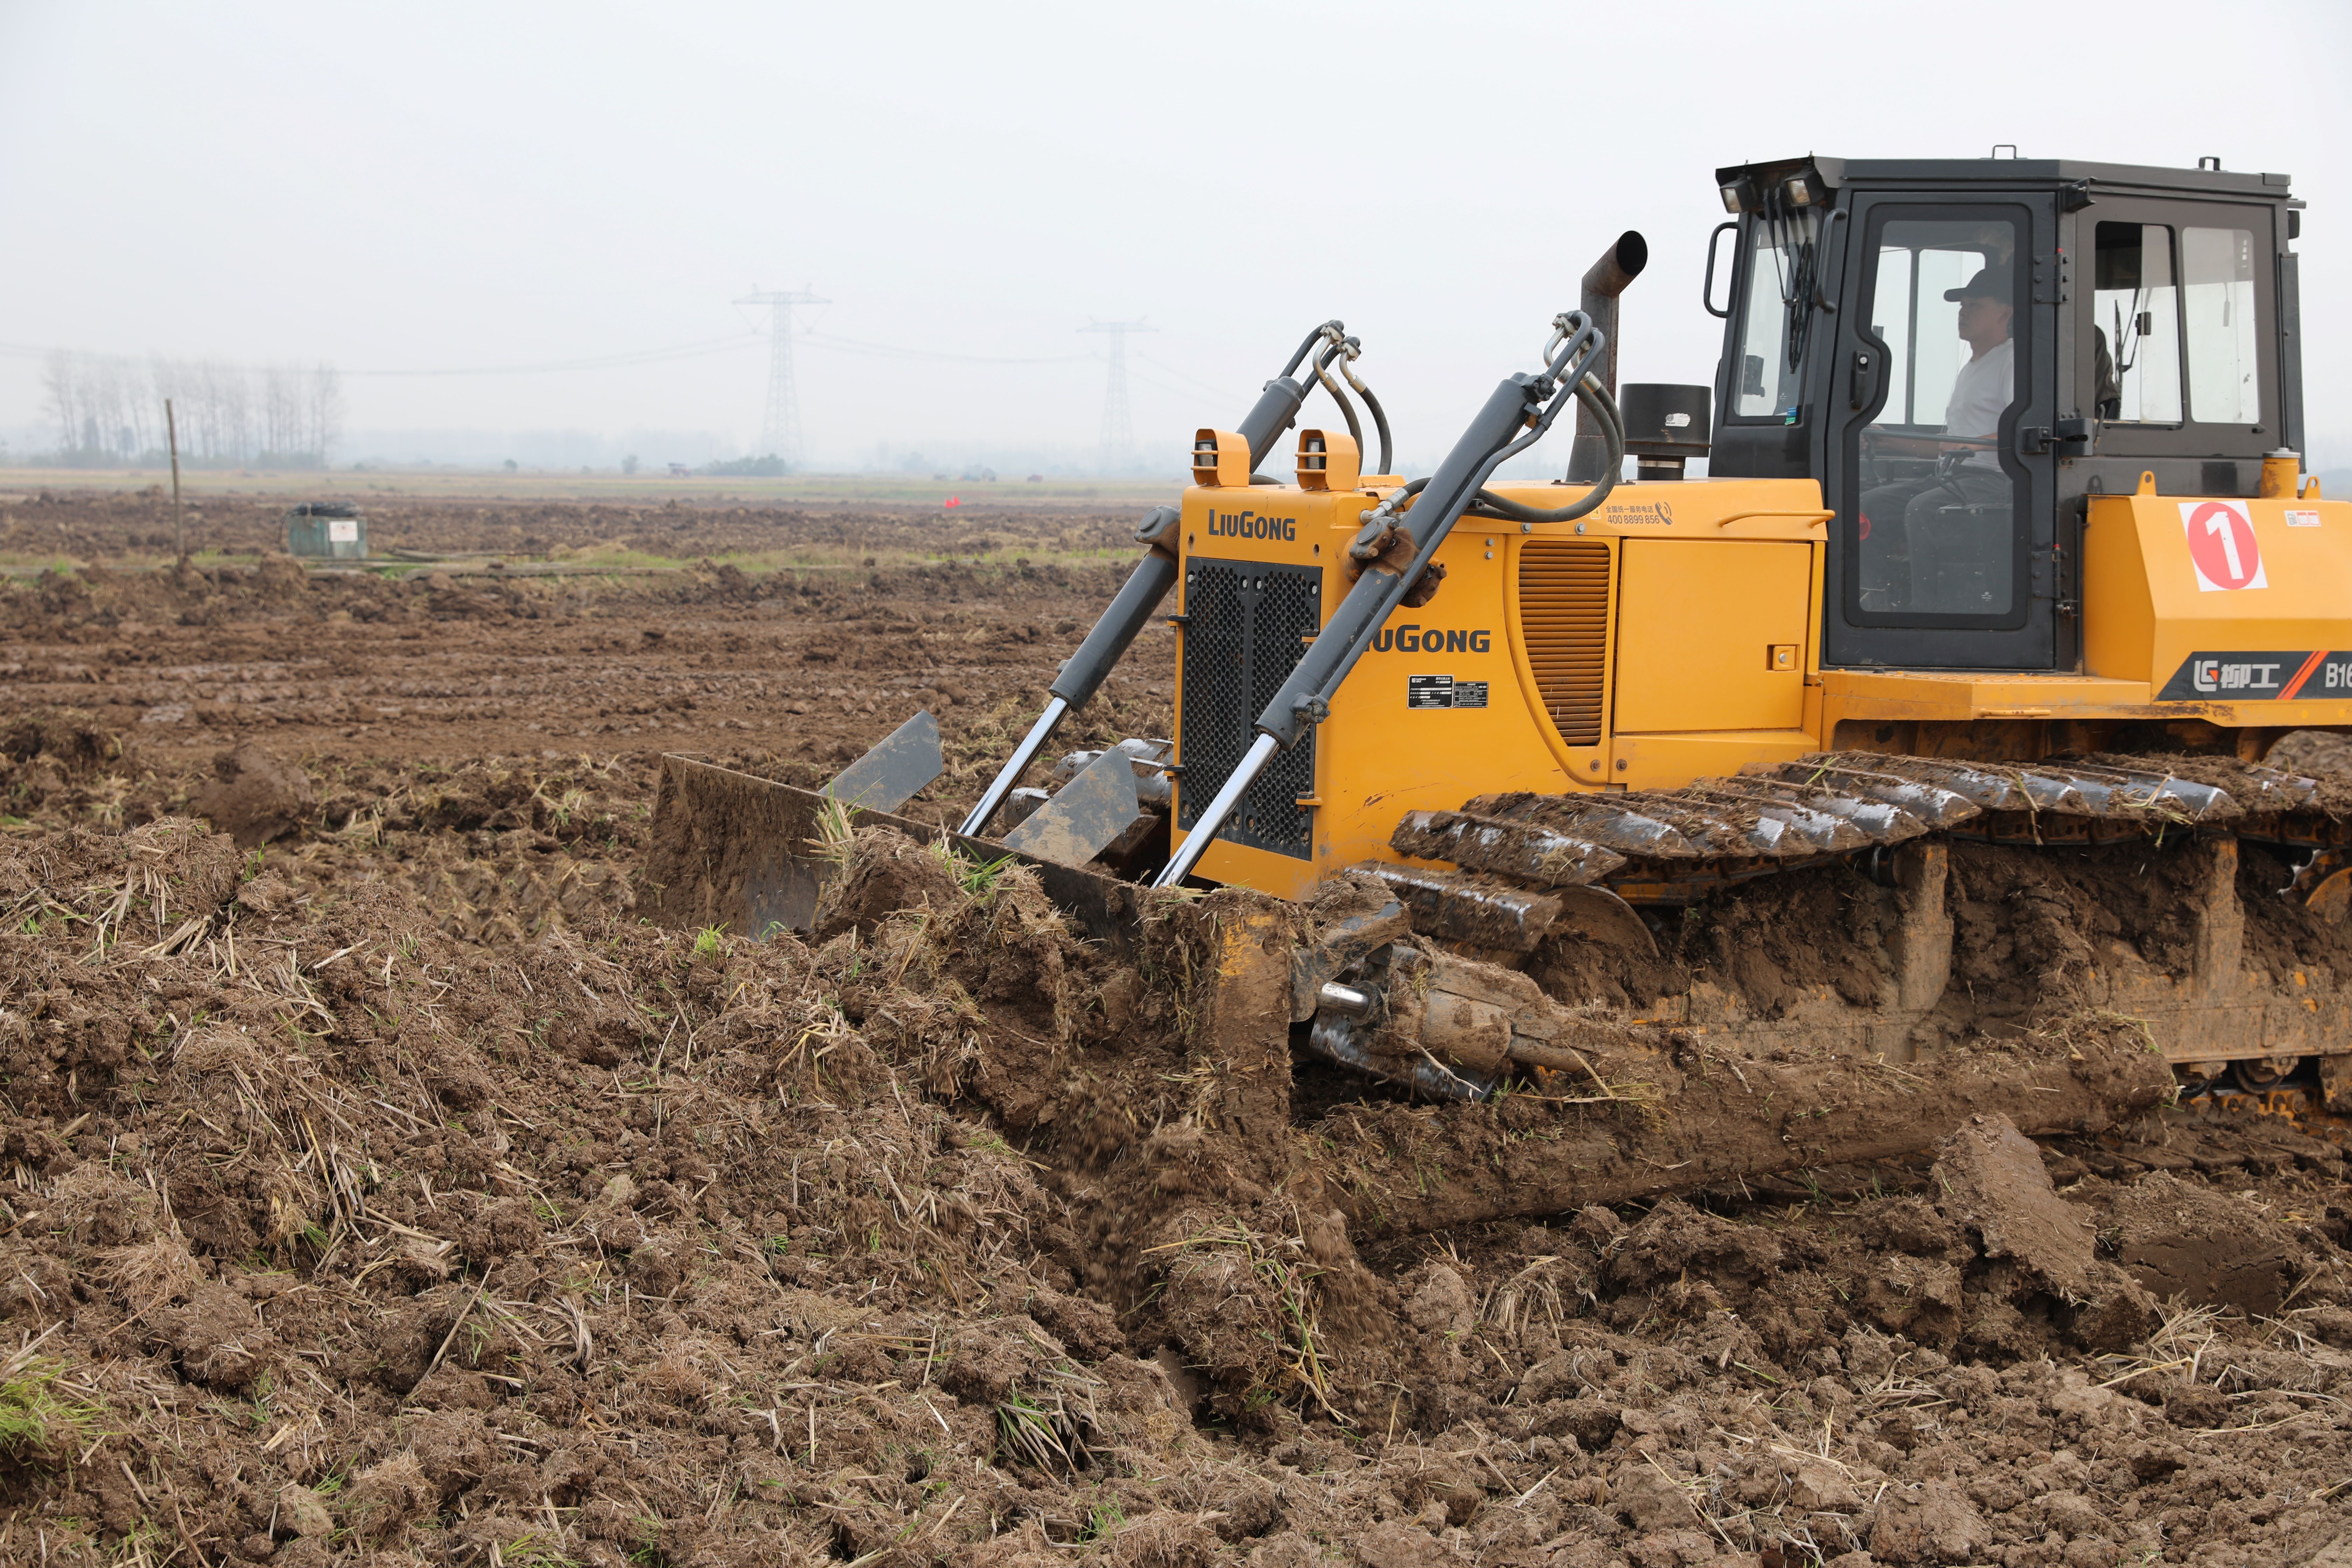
[1407,674,1488,710]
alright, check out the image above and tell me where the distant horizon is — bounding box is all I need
[6,2,2345,486]
[13,454,2352,498]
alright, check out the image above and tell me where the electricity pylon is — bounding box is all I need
[1079,319,1152,473]
[736,286,828,465]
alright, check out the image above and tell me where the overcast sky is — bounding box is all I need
[4,0,2347,472]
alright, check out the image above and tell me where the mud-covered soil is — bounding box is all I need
[5,799,2352,1567]
[2,495,2352,1566]
[0,503,1174,817]
[2269,729,2352,782]
[1522,830,2352,1055]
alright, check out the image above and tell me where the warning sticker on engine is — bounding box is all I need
[1407,675,1488,710]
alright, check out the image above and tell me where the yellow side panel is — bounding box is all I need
[1293,529,1581,893]
[2085,493,2352,714]
[1612,539,1813,732]
[1612,730,1820,789]
[1821,670,2152,722]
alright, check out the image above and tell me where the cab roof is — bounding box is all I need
[1715,155,2294,204]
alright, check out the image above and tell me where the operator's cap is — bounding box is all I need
[1944,267,2012,304]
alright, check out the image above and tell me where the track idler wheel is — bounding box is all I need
[2232,1054,2300,1093]
[2302,853,2352,924]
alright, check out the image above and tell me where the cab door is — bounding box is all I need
[1820,191,2063,668]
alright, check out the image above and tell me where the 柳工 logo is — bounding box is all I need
[2157,649,2349,701]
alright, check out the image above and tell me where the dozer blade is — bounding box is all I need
[643,755,1146,953]
[824,710,944,813]
[1000,744,1143,866]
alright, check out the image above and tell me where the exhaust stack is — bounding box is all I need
[1564,231,1648,483]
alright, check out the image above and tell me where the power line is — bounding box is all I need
[0,335,768,377]
[345,333,765,376]
[6,323,1240,465]
[4,327,1156,380]
[801,331,1092,365]
[1121,364,1227,406]
[1133,350,1245,401]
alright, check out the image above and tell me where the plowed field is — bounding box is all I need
[3,490,2352,1568]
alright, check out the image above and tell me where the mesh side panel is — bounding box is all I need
[1240,569,1320,854]
[1517,539,1612,747]
[1176,563,1251,833]
[1176,558,1321,860]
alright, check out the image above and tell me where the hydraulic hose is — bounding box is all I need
[1312,356,1367,461]
[1279,322,1338,382]
[1467,378,1625,524]
[1304,327,1394,477]
[1350,374,1624,534]
[1348,368,1396,476]
[1324,330,1394,476]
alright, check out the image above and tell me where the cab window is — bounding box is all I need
[1730,211,1821,420]
[2092,222,2183,423]
[1864,231,2005,432]
[2184,226,2260,424]
[1849,214,2024,622]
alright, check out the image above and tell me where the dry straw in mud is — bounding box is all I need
[1146,1217,1340,1420]
[0,1327,107,1465]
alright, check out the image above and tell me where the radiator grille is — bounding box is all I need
[1517,539,1612,747]
[1175,558,1320,859]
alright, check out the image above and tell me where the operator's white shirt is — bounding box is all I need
[1944,337,2014,442]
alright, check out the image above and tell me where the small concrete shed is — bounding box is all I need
[285,502,366,560]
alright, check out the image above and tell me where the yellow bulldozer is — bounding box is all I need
[650,151,2350,1118]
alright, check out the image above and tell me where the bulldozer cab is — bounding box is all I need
[1708,155,2305,674]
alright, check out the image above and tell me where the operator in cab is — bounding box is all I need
[1858,266,2016,610]
[1938,268,2015,453]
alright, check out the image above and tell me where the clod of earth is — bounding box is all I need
[191,739,317,848]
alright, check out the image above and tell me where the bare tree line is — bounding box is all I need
[37,350,344,467]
